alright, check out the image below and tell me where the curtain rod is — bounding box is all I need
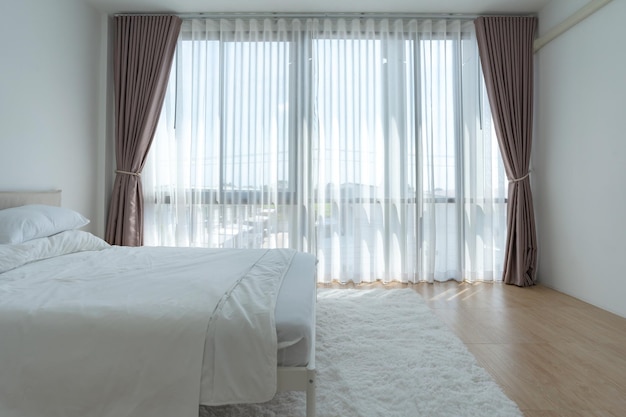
[113,12,536,20]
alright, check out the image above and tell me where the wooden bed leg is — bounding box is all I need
[306,371,316,417]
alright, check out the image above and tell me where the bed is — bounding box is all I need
[0,190,316,417]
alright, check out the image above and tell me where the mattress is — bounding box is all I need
[275,251,317,367]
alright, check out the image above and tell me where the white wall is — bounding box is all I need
[534,0,626,317]
[0,0,105,236]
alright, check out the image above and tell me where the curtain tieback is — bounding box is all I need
[116,170,141,177]
[509,171,530,183]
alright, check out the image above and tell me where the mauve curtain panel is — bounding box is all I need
[474,16,538,287]
[105,15,182,246]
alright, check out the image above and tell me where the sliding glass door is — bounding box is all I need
[144,17,507,283]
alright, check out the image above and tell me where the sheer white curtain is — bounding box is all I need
[144,16,508,283]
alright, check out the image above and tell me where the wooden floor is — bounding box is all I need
[413,282,626,417]
[323,281,626,416]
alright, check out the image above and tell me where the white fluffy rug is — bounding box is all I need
[200,289,523,417]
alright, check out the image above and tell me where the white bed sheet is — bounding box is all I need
[0,242,302,417]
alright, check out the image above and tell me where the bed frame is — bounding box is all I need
[0,190,62,210]
[0,190,316,417]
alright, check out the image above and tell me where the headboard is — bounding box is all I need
[0,190,62,210]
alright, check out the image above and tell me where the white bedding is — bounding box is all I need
[0,231,300,417]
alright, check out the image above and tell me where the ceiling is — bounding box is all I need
[82,0,552,15]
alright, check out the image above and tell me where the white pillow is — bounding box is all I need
[0,230,110,274]
[0,204,90,245]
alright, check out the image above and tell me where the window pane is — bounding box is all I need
[222,41,292,200]
[420,39,456,200]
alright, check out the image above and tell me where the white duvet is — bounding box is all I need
[0,231,295,417]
